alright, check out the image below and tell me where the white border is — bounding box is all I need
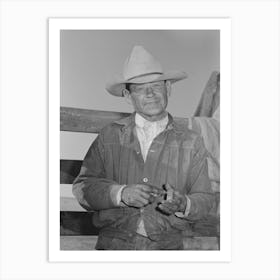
[49,18,231,262]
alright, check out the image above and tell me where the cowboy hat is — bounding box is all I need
[106,45,187,97]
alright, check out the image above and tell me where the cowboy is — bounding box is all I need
[73,46,214,250]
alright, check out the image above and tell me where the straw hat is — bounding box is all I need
[106,45,187,97]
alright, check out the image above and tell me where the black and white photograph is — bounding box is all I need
[1,1,279,279]
[50,18,230,260]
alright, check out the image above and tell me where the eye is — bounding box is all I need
[151,84,164,91]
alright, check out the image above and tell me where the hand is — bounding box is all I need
[157,183,187,215]
[121,184,164,208]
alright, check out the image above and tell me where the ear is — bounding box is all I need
[122,88,132,105]
[165,80,171,97]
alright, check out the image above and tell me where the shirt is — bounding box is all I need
[135,113,169,161]
[116,113,191,236]
[73,112,214,240]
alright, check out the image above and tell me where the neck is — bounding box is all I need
[137,111,168,122]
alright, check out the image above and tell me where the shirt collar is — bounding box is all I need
[135,113,169,129]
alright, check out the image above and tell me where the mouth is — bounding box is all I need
[145,100,159,105]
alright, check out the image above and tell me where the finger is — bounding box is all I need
[137,190,151,200]
[160,201,178,212]
[149,186,165,196]
[135,195,149,206]
[148,195,155,203]
[139,184,163,195]
[155,195,166,204]
[133,201,144,208]
[168,195,181,204]
[172,190,184,199]
[138,184,153,193]
[139,192,156,203]
[157,203,173,215]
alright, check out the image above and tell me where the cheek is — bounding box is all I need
[158,93,168,107]
[132,97,144,110]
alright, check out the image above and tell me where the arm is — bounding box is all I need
[72,134,162,211]
[186,135,214,220]
[157,136,214,220]
[72,134,121,211]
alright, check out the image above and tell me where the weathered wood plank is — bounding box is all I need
[60,184,87,212]
[60,183,75,198]
[183,236,219,250]
[60,107,191,134]
[60,160,82,184]
[60,235,98,250]
[60,211,99,236]
[60,107,130,133]
[61,197,85,212]
[60,235,218,250]
[194,71,220,117]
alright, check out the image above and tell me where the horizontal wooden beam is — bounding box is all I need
[60,236,98,250]
[60,107,191,134]
[60,107,130,133]
[61,197,85,212]
[60,184,85,211]
[60,235,219,250]
[60,211,99,236]
[60,159,82,184]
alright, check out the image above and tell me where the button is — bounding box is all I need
[143,177,148,183]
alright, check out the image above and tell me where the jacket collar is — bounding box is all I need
[113,112,136,132]
[113,111,184,134]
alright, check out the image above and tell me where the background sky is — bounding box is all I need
[60,30,220,159]
[61,30,219,116]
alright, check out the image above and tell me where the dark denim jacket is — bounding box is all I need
[73,113,214,238]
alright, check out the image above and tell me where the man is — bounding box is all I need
[73,45,214,250]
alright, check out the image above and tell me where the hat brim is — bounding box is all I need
[106,70,187,97]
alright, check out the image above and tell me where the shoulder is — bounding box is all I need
[98,114,133,140]
[172,119,203,149]
[99,122,121,135]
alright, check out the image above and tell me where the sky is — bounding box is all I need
[61,30,219,117]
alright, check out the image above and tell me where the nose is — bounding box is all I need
[146,85,155,97]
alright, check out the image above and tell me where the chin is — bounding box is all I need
[144,104,164,114]
[144,109,163,116]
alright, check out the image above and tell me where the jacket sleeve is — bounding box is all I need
[186,135,215,220]
[72,134,120,211]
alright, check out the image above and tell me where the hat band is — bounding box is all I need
[126,72,163,84]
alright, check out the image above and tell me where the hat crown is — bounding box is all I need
[123,46,163,81]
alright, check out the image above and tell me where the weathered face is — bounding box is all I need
[125,81,170,121]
